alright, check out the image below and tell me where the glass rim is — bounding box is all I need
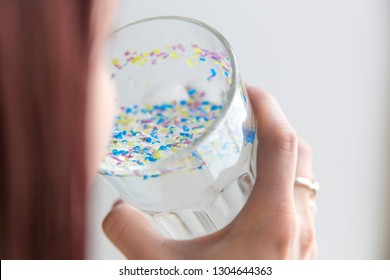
[106,16,240,174]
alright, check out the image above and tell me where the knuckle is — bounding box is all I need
[102,209,117,236]
[267,122,298,154]
[102,206,127,239]
[273,215,297,259]
[299,224,316,255]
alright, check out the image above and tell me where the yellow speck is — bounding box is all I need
[160,128,169,134]
[227,78,232,85]
[170,52,179,58]
[112,58,120,65]
[194,47,202,54]
[142,52,149,57]
[179,110,189,118]
[186,58,194,66]
[153,48,161,54]
[145,104,152,111]
[153,150,164,160]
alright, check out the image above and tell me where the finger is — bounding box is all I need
[294,140,314,213]
[294,140,316,259]
[308,241,318,259]
[241,86,298,217]
[102,202,178,259]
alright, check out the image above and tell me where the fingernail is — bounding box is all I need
[112,199,124,208]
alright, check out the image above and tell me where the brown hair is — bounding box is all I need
[0,0,94,259]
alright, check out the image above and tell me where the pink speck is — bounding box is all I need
[194,102,201,109]
[177,44,186,52]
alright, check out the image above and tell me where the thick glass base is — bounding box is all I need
[148,172,255,239]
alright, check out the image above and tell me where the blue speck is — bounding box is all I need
[244,129,256,143]
[126,108,132,114]
[199,57,206,62]
[159,145,167,151]
[146,157,157,162]
[145,137,152,143]
[180,100,187,105]
[211,105,219,111]
[211,68,216,76]
[188,89,196,95]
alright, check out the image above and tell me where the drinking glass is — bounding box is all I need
[100,16,257,240]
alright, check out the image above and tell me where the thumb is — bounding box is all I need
[102,201,178,259]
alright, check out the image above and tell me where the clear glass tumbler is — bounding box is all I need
[100,16,257,240]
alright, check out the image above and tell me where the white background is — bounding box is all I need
[2,261,390,280]
[87,0,390,259]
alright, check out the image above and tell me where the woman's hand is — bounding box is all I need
[102,86,317,259]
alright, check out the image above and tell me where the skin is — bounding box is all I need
[87,2,317,260]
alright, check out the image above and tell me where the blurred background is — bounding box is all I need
[87,0,390,259]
